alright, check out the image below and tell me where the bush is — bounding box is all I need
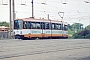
[72,29,90,39]
[85,34,90,39]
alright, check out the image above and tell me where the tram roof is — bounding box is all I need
[15,18,66,24]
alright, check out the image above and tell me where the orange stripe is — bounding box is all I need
[44,34,51,37]
[24,34,68,38]
[24,34,31,38]
[52,34,62,37]
[30,34,42,38]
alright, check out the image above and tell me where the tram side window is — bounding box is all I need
[61,24,63,30]
[36,22,41,29]
[59,24,61,30]
[49,23,52,29]
[23,21,27,29]
[55,24,60,30]
[41,22,45,29]
[23,21,30,29]
[52,23,55,29]
[64,25,68,31]
[45,23,50,29]
[31,22,36,29]
[27,21,30,29]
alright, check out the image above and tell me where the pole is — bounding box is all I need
[31,0,34,18]
[9,0,12,38]
[12,0,15,38]
[12,0,15,20]
[47,14,49,20]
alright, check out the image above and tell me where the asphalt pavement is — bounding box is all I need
[0,39,90,60]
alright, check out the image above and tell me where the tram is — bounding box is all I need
[13,18,68,39]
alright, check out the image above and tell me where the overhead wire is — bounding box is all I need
[34,0,90,17]
[1,0,89,20]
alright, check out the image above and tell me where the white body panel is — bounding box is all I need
[14,29,31,35]
[14,29,42,35]
[14,29,67,35]
[43,29,51,34]
[31,29,42,34]
[52,30,62,34]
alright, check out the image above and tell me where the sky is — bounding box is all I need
[0,0,90,27]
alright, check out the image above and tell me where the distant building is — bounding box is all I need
[0,26,9,32]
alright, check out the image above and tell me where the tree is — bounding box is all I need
[85,25,90,31]
[71,23,83,31]
[68,23,90,39]
[68,24,72,30]
[0,21,9,27]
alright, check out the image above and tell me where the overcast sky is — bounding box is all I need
[0,0,90,27]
